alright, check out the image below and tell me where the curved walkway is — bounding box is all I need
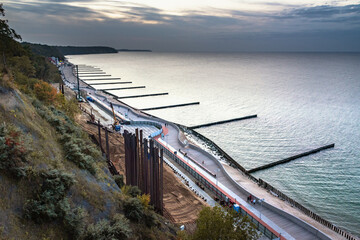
[61,64,332,240]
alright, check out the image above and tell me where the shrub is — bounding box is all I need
[143,209,158,228]
[123,197,144,222]
[62,204,86,238]
[0,123,28,177]
[114,175,124,188]
[32,102,98,175]
[137,194,150,210]
[121,185,141,198]
[23,169,75,222]
[84,214,132,240]
[33,81,59,105]
[61,98,80,119]
[23,169,88,239]
[128,186,141,198]
[62,139,96,175]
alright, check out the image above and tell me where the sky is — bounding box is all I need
[2,0,360,52]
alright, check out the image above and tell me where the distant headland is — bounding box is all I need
[21,42,151,60]
[117,49,152,52]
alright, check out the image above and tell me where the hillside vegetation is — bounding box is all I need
[1,4,258,239]
[0,4,175,239]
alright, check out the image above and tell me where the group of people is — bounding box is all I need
[195,181,205,191]
[214,197,235,209]
[247,194,256,204]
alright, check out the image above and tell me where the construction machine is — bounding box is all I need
[110,102,121,132]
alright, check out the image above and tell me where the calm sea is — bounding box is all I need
[68,52,360,236]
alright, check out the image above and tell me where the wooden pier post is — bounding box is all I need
[144,138,149,194]
[105,127,110,162]
[159,149,164,215]
[98,120,102,151]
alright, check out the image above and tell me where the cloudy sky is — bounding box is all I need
[2,0,360,51]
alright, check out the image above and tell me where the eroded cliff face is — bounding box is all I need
[0,79,176,240]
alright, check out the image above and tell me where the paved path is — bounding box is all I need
[61,64,330,240]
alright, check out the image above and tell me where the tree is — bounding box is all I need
[33,81,59,104]
[0,4,21,41]
[9,56,35,77]
[0,4,22,65]
[189,206,259,240]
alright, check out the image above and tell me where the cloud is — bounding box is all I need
[292,4,360,18]
[5,1,102,20]
[2,1,360,51]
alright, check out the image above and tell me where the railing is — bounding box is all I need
[258,179,358,240]
[178,149,216,178]
[154,140,282,240]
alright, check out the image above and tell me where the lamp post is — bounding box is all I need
[258,198,265,219]
[76,65,80,100]
[216,168,220,186]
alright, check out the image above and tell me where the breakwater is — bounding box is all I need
[188,115,257,130]
[116,93,169,99]
[248,144,335,173]
[141,102,200,111]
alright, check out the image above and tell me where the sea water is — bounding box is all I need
[68,52,360,236]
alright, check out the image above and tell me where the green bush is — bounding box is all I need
[143,209,158,228]
[23,169,75,222]
[61,203,86,238]
[123,197,144,222]
[128,186,141,198]
[84,214,132,240]
[114,175,124,188]
[62,139,96,175]
[32,102,98,175]
[121,185,142,198]
[23,169,88,239]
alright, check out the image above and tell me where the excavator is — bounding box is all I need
[110,102,121,132]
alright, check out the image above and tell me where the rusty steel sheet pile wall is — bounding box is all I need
[123,129,164,214]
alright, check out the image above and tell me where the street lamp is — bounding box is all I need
[258,198,265,220]
[216,168,220,186]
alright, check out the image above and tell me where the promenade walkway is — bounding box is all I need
[62,64,333,240]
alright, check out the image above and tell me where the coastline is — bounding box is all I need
[61,61,353,240]
[180,125,356,239]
